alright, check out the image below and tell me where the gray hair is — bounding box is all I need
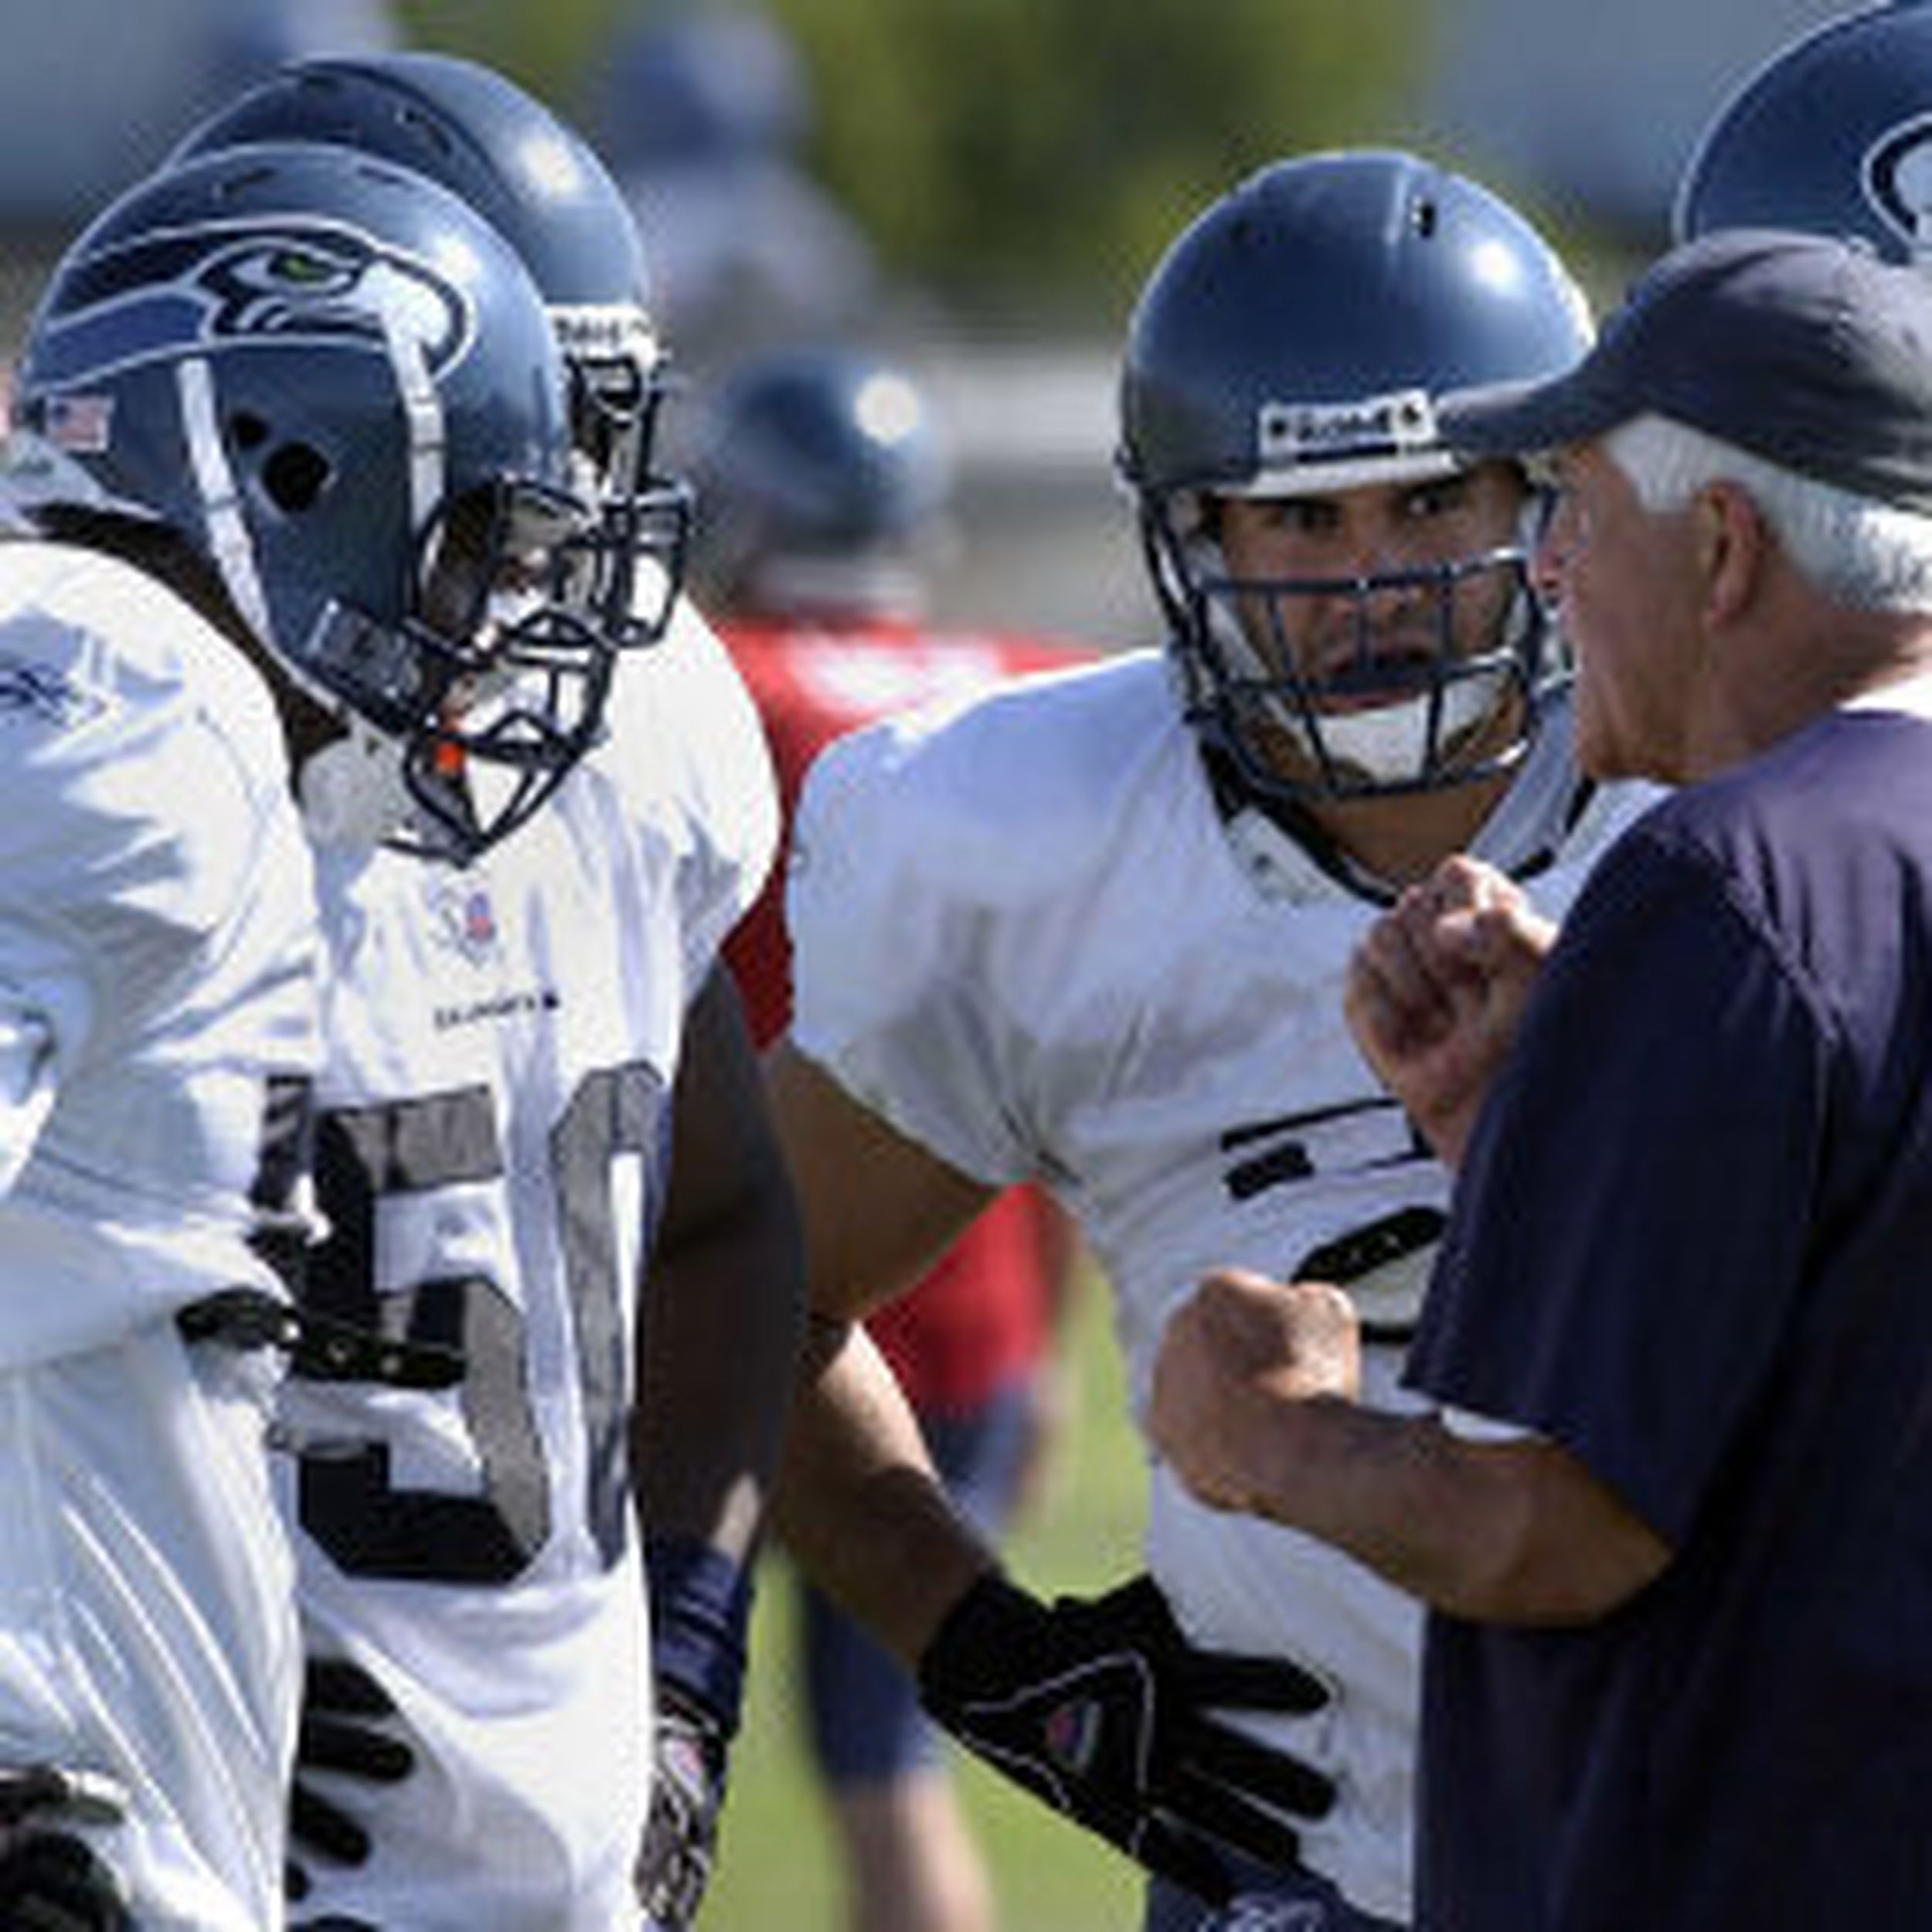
[1603,413,1932,614]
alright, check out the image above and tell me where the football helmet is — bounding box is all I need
[172,50,689,638]
[1674,4,1932,267]
[1117,148,1593,810]
[689,346,951,615]
[12,141,618,860]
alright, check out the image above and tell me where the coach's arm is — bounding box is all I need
[1150,1268,1669,1625]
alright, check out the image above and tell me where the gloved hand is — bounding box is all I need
[285,1657,416,1903]
[0,1764,132,1932]
[917,1571,1333,1905]
[635,1683,730,1930]
[0,1833,132,1931]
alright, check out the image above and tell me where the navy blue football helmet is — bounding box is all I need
[1674,4,1932,267]
[689,346,951,614]
[12,141,620,859]
[1117,148,1594,809]
[172,50,690,638]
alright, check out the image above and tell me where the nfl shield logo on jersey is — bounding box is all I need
[427,875,500,965]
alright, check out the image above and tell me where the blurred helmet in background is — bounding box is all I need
[689,345,952,617]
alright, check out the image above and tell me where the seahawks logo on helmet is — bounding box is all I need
[29,217,475,392]
[1862,115,1932,253]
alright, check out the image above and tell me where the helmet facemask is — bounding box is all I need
[553,304,692,646]
[1146,479,1556,806]
[203,368,622,866]
[386,478,621,859]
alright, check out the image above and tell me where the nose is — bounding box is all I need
[1339,515,1414,589]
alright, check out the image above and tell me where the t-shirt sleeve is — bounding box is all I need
[1407,825,1829,1544]
[609,603,783,994]
[785,716,1036,1186]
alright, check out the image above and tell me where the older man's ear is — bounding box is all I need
[1692,478,1771,629]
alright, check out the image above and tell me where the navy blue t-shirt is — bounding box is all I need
[1406,707,1932,1930]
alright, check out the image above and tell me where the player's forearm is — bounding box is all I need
[635,1192,804,1563]
[1202,1395,1668,1625]
[637,968,807,1560]
[771,1310,998,1667]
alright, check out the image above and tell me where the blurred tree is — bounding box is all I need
[393,0,614,104]
[425,0,1425,332]
[766,0,1427,327]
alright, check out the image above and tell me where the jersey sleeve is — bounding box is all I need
[0,548,318,1367]
[603,599,781,994]
[784,710,1039,1185]
[1407,824,1828,1543]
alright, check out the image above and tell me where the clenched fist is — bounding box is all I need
[1150,1270,1359,1518]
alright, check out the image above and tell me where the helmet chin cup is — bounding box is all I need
[1285,671,1506,791]
[299,725,417,849]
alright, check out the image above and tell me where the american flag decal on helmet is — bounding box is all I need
[39,393,114,454]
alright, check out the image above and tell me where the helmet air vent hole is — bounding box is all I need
[398,104,457,162]
[261,441,333,512]
[1413,197,1439,240]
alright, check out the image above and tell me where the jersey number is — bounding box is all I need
[296,1066,664,1584]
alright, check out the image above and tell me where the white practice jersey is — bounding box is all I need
[787,648,1656,1922]
[279,599,777,1930]
[0,537,320,1930]
[0,539,318,1361]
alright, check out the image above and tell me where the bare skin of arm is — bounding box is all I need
[764,1038,1005,1666]
[1150,1268,1670,1625]
[634,967,806,1569]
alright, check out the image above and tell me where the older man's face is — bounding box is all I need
[1537,441,1702,784]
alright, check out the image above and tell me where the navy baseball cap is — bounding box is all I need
[1440,227,1932,512]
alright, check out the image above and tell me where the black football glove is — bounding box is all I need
[285,1657,416,1905]
[0,1833,133,1932]
[635,1684,730,1930]
[0,1765,132,1932]
[917,1571,1333,1906]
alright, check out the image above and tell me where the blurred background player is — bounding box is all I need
[586,5,883,379]
[689,343,1087,1932]
[764,148,1658,1929]
[133,55,806,1929]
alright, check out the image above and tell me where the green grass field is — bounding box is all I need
[701,1265,1152,1930]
